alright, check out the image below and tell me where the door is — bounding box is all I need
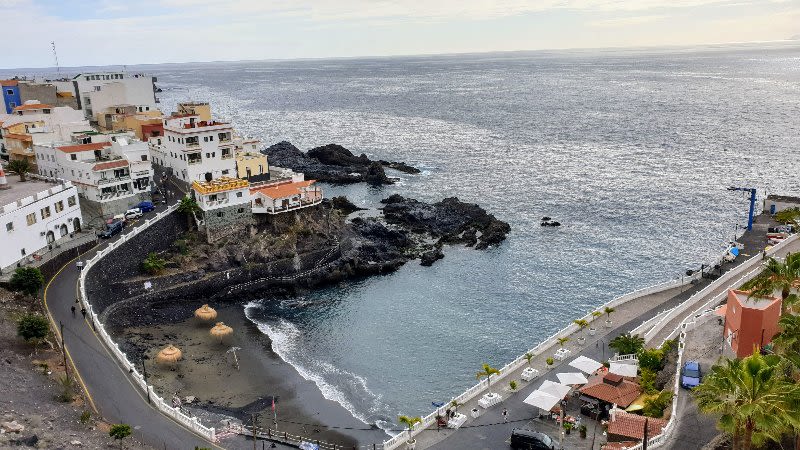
[59,224,68,237]
[73,218,81,232]
[46,230,55,244]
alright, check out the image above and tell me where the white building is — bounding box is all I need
[71,72,157,120]
[34,136,153,217]
[0,172,83,272]
[150,114,236,184]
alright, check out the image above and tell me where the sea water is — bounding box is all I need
[130,44,800,431]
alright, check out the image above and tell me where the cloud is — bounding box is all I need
[590,14,669,27]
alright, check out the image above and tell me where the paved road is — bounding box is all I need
[426,216,783,450]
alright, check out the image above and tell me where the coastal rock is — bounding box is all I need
[364,162,392,185]
[379,160,421,174]
[307,144,370,167]
[329,196,364,214]
[420,247,445,266]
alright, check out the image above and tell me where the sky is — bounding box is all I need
[1,0,798,69]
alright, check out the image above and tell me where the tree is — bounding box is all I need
[177,196,200,230]
[773,314,800,369]
[398,415,421,443]
[557,337,570,348]
[591,310,603,322]
[604,306,616,323]
[141,252,166,275]
[609,333,644,356]
[9,267,45,296]
[639,368,657,395]
[742,252,800,314]
[524,352,533,366]
[109,423,132,448]
[8,159,30,182]
[574,319,589,340]
[694,350,800,450]
[643,390,673,418]
[637,348,665,372]
[17,314,49,351]
[476,363,500,394]
[775,208,800,226]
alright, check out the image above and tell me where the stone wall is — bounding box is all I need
[84,210,188,313]
[201,203,254,243]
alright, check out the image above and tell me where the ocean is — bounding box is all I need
[13,43,800,432]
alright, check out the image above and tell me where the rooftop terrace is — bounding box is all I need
[0,174,72,211]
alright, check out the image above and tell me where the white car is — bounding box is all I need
[124,208,143,220]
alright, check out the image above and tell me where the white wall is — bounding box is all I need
[151,116,236,183]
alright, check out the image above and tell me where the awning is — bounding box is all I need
[569,355,603,374]
[539,379,572,399]
[523,390,562,412]
[557,372,589,385]
[609,362,639,378]
[714,304,727,317]
[579,395,600,405]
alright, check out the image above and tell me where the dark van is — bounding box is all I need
[510,429,555,450]
[100,220,124,239]
[136,201,155,212]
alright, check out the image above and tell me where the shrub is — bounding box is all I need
[509,380,518,391]
[141,252,166,275]
[56,375,74,403]
[17,314,49,345]
[9,267,45,296]
[79,410,92,424]
[638,348,665,372]
[639,368,658,395]
[546,357,554,366]
[642,390,673,418]
[8,159,30,181]
[109,424,132,446]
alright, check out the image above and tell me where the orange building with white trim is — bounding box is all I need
[722,289,782,358]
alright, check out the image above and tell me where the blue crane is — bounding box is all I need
[727,186,757,231]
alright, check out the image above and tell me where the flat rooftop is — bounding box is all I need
[733,290,780,310]
[0,175,64,207]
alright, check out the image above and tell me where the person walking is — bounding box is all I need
[70,305,76,318]
[80,307,87,319]
[502,408,508,423]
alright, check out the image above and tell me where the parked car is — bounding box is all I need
[99,220,124,239]
[136,201,155,212]
[681,361,702,389]
[510,429,555,450]
[124,208,143,220]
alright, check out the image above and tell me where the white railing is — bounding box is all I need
[609,353,639,363]
[77,204,217,443]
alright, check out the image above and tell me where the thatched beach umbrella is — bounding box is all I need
[194,304,217,321]
[156,345,182,365]
[210,322,233,342]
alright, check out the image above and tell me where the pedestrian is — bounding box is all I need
[81,307,87,319]
[502,408,508,423]
[71,305,76,317]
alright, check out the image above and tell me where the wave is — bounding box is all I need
[243,301,398,437]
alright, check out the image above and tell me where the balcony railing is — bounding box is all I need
[186,142,200,149]
[97,175,131,185]
[187,159,202,165]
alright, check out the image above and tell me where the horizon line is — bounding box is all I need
[1,38,798,73]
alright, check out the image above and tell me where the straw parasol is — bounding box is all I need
[156,344,183,365]
[194,304,217,321]
[210,322,233,342]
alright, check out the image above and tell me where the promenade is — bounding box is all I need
[413,215,789,450]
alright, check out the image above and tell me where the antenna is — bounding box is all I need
[51,41,60,74]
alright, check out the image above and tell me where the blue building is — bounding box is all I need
[1,80,22,114]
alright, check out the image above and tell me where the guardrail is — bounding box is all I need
[77,204,217,443]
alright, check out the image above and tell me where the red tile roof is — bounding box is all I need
[57,142,112,153]
[607,411,667,440]
[13,103,53,111]
[579,374,642,407]
[250,180,317,199]
[92,160,129,171]
[4,133,32,141]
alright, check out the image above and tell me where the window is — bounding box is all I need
[67,196,76,207]
[212,152,215,157]
[71,170,75,176]
[6,89,13,95]
[94,86,101,91]
[157,138,162,145]
[216,211,224,218]
[141,154,148,161]
[54,200,64,213]
[206,153,210,158]
[9,102,15,108]
[209,194,218,201]
[41,206,51,219]
[204,136,208,142]
[20,248,26,256]
[43,109,50,114]
[70,154,77,160]
[6,222,13,232]
[237,208,245,213]
[236,192,243,198]
[26,213,36,225]
[222,169,229,175]
[209,135,214,141]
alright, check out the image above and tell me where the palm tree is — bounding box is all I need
[476,363,500,395]
[609,333,645,356]
[591,310,603,322]
[8,159,30,182]
[604,306,616,326]
[694,350,800,450]
[177,196,200,230]
[398,415,422,446]
[774,314,800,369]
[742,252,800,314]
[524,352,533,366]
[574,319,589,341]
[557,337,570,348]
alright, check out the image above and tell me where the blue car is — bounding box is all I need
[136,201,155,212]
[681,361,701,389]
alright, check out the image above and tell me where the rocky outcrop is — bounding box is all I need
[262,141,418,185]
[329,196,364,214]
[381,195,510,249]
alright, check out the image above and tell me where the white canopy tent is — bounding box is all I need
[522,390,562,412]
[556,372,589,385]
[569,355,603,374]
[609,362,639,377]
[539,379,572,398]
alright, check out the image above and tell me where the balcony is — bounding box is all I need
[97,175,131,185]
[187,159,202,165]
[186,142,200,149]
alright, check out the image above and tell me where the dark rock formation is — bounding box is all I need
[329,196,364,214]
[381,195,510,249]
[420,246,445,266]
[262,141,417,185]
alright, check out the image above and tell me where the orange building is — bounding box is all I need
[721,289,782,358]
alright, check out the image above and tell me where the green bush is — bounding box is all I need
[17,314,49,344]
[56,375,74,403]
[79,410,92,424]
[109,424,132,444]
[638,348,665,372]
[642,390,673,418]
[546,357,554,366]
[9,267,45,296]
[639,368,658,395]
[141,252,166,275]
[509,380,518,391]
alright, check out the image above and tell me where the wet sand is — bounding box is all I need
[118,304,388,448]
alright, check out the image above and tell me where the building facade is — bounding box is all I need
[71,72,157,120]
[1,80,22,114]
[722,289,782,358]
[764,194,800,215]
[190,177,253,242]
[0,175,83,272]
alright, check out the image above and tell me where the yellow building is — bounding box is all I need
[235,151,269,182]
[3,121,42,168]
[176,102,211,121]
[95,105,163,140]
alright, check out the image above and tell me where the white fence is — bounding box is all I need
[77,204,217,443]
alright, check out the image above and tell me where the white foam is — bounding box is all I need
[244,301,397,436]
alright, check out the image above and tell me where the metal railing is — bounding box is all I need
[77,204,217,442]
